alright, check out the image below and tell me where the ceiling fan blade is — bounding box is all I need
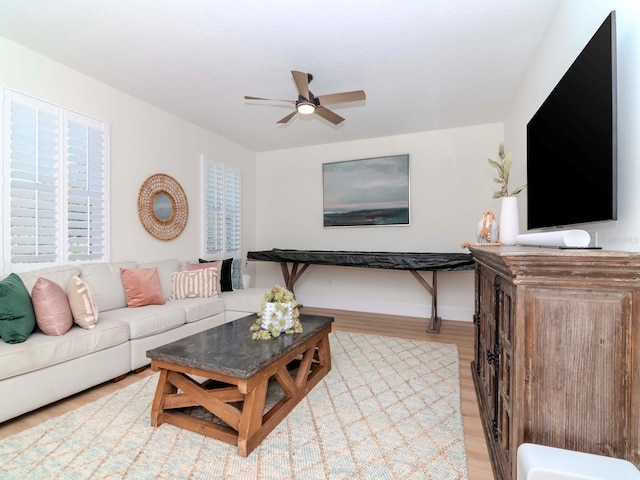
[277,111,298,124]
[244,96,295,104]
[316,90,366,105]
[315,106,345,125]
[291,71,310,100]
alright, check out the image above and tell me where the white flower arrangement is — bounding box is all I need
[250,285,302,340]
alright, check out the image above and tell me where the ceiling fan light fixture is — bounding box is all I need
[296,101,316,115]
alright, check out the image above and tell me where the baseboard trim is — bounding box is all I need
[296,294,473,322]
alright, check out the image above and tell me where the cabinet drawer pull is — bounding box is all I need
[486,349,497,364]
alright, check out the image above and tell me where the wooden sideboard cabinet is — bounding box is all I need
[469,246,640,480]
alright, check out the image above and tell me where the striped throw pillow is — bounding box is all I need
[171,268,219,300]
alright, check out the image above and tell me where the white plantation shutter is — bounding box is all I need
[2,88,109,273]
[6,94,60,265]
[201,156,241,258]
[224,165,241,254]
[66,114,108,261]
[204,159,224,256]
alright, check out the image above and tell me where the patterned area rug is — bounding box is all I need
[0,331,467,479]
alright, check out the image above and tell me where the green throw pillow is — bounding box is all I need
[0,273,36,343]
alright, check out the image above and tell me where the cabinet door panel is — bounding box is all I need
[478,269,497,411]
[496,279,514,476]
[523,288,632,457]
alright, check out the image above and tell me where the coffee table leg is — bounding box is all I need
[150,369,177,427]
[317,334,331,368]
[237,379,269,457]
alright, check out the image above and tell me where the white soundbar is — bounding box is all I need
[515,230,591,248]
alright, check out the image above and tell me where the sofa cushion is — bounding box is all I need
[169,296,226,323]
[31,277,73,336]
[0,316,129,381]
[79,262,136,312]
[139,259,181,300]
[0,273,36,344]
[220,287,266,314]
[172,268,218,299]
[17,265,80,294]
[67,276,99,329]
[120,267,165,307]
[100,304,186,340]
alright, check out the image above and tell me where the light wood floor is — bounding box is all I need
[0,307,493,479]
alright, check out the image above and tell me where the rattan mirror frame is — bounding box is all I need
[137,173,188,240]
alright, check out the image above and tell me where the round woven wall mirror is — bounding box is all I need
[137,173,188,240]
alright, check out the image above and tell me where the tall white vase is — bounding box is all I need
[499,196,519,246]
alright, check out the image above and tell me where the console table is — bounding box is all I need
[469,246,640,479]
[247,248,474,333]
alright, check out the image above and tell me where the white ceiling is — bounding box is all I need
[0,0,559,152]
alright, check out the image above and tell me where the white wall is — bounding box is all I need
[505,0,640,251]
[0,37,258,266]
[255,124,504,321]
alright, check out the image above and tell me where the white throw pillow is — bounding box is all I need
[66,276,99,329]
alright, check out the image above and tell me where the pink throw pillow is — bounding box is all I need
[31,277,73,335]
[120,267,165,308]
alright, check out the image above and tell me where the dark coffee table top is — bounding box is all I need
[146,313,333,379]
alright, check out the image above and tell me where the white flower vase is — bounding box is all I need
[499,196,519,246]
[260,302,294,332]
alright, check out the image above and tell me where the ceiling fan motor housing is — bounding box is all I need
[298,91,318,104]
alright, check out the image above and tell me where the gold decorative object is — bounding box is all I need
[461,211,502,249]
[137,173,188,241]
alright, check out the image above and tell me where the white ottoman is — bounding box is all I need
[517,443,640,480]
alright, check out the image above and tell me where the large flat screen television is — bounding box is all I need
[526,11,617,230]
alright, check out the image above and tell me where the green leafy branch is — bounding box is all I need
[488,143,527,198]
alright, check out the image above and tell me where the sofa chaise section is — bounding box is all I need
[0,265,132,424]
[0,318,131,424]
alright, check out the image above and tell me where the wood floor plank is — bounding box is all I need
[0,307,493,479]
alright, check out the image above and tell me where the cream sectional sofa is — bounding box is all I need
[0,258,266,424]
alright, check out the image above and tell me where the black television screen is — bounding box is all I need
[527,11,617,230]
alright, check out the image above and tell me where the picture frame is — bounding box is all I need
[322,154,410,227]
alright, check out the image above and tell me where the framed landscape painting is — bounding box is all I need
[322,154,410,227]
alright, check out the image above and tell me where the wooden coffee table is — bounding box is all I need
[146,313,333,456]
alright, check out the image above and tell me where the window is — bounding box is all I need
[1,88,109,274]
[201,155,240,259]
